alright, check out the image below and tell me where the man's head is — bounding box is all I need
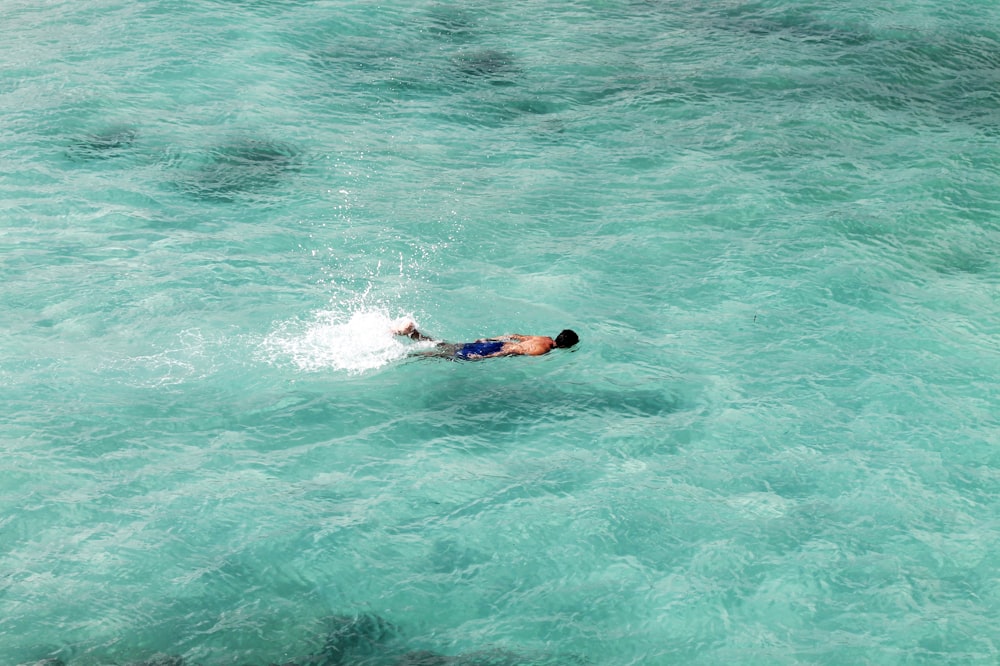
[554,329,579,349]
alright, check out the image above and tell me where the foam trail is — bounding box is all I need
[262,308,415,374]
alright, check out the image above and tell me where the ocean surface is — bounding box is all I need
[2,1,999,664]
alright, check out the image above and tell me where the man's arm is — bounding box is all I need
[408,329,435,342]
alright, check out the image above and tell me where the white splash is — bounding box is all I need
[261,308,415,374]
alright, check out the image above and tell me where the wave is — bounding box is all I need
[261,307,417,374]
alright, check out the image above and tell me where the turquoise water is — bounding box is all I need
[3,0,999,663]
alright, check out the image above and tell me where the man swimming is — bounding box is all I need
[390,318,579,360]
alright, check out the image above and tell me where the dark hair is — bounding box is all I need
[554,329,579,348]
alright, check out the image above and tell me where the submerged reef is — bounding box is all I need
[423,4,479,42]
[287,613,399,665]
[177,137,301,201]
[67,125,138,159]
[19,612,583,666]
[453,49,520,85]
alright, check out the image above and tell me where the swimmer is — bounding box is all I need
[390,318,579,360]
